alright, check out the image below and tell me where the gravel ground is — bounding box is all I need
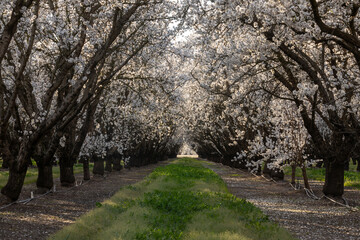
[0,161,168,240]
[205,161,360,240]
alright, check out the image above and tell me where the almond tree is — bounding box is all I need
[183,0,360,196]
[0,0,189,202]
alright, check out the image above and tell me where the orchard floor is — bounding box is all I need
[204,160,360,240]
[0,161,169,240]
[1,159,359,240]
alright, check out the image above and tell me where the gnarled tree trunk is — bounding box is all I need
[60,161,75,187]
[301,167,310,190]
[93,155,104,176]
[113,157,122,171]
[83,157,91,180]
[262,160,271,176]
[34,134,60,191]
[291,165,296,185]
[1,169,27,202]
[36,163,53,191]
[105,156,112,172]
[58,120,77,187]
[270,168,284,180]
[1,142,31,201]
[323,160,345,196]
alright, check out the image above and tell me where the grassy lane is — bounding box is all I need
[0,162,93,188]
[50,158,295,240]
[284,164,360,190]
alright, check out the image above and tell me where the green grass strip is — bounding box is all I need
[50,158,295,240]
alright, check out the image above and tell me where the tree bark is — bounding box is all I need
[59,160,75,187]
[83,157,90,180]
[301,167,310,190]
[34,134,60,191]
[291,165,296,185]
[58,120,76,187]
[93,156,104,176]
[0,0,35,63]
[113,158,122,171]
[60,163,75,187]
[36,164,53,190]
[262,160,271,176]
[323,160,344,196]
[1,167,27,201]
[105,157,112,172]
[58,148,76,186]
[0,136,18,169]
[270,167,284,180]
[1,141,31,201]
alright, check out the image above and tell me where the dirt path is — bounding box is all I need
[205,161,360,240]
[0,161,168,240]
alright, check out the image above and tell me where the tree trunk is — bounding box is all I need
[291,165,296,185]
[83,157,90,180]
[36,164,53,190]
[34,134,60,192]
[1,168,27,201]
[270,167,284,180]
[357,160,360,172]
[93,156,104,176]
[1,142,31,201]
[262,160,271,176]
[58,121,77,187]
[323,160,344,196]
[105,157,112,172]
[113,158,122,171]
[60,163,75,187]
[301,167,310,190]
[59,148,76,187]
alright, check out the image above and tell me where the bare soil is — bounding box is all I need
[0,161,168,240]
[205,161,360,240]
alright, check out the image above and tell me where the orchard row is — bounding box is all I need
[1,0,359,202]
